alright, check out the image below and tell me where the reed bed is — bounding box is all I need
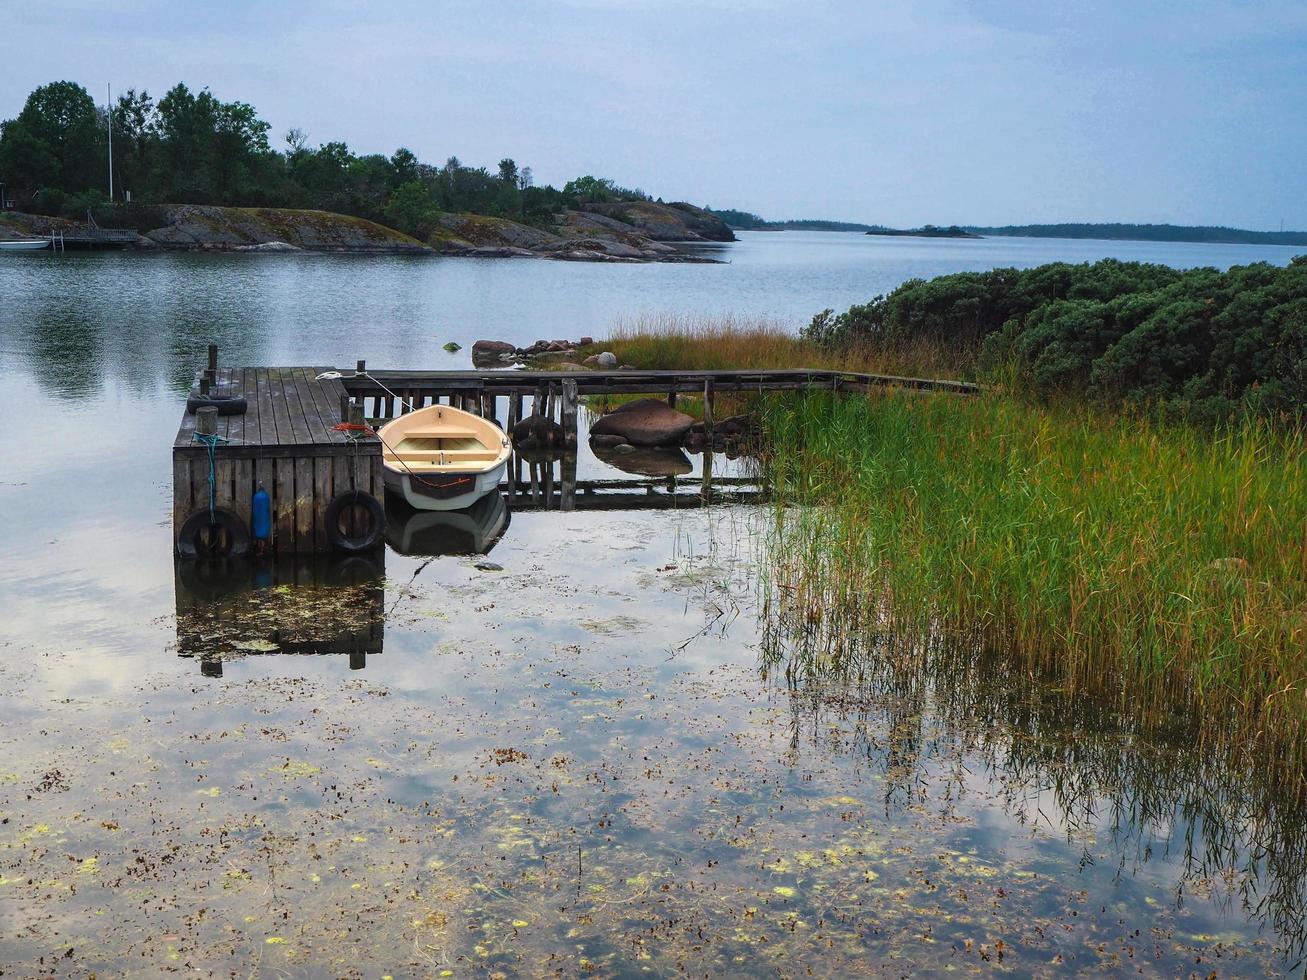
[602,313,973,379]
[593,316,1307,773]
[760,391,1307,778]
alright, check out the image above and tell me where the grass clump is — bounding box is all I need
[760,391,1307,777]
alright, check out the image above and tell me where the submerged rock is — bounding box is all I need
[442,341,462,352]
[590,398,695,447]
[512,413,566,450]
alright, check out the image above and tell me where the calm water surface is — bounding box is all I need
[1,233,1304,976]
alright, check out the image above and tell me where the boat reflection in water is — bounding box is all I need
[173,552,385,676]
[385,490,510,556]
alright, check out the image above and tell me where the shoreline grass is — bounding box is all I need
[759,392,1306,776]
[594,317,1307,782]
[600,313,976,379]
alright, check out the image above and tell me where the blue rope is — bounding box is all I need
[191,432,229,522]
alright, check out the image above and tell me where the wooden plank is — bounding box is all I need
[276,368,315,447]
[234,458,254,527]
[290,367,329,445]
[298,367,342,445]
[172,455,192,542]
[253,368,278,449]
[174,441,379,462]
[314,457,332,552]
[274,458,295,551]
[294,456,315,550]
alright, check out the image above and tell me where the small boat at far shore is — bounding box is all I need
[378,404,511,511]
[0,239,50,251]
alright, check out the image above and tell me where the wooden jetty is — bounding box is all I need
[173,350,976,556]
[173,351,383,558]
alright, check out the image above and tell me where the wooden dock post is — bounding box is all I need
[701,440,713,499]
[703,379,715,434]
[561,451,576,511]
[207,344,218,375]
[196,405,218,437]
[561,380,578,449]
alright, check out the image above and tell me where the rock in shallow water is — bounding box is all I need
[589,398,695,446]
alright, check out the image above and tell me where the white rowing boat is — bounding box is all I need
[377,404,511,511]
[0,239,50,251]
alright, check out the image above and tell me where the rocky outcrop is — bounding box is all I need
[144,206,429,253]
[472,337,611,366]
[590,398,696,447]
[580,201,735,242]
[429,202,728,264]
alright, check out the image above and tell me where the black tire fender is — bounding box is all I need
[324,491,385,553]
[176,506,251,559]
[187,393,248,415]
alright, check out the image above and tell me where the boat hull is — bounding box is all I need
[0,240,50,251]
[383,458,507,511]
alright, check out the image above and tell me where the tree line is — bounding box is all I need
[0,80,653,238]
[805,257,1307,421]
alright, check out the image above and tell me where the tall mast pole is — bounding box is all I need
[106,83,113,201]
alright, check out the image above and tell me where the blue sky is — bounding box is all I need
[5,0,1305,228]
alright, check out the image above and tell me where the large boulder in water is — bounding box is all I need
[590,398,695,447]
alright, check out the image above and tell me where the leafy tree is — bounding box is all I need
[0,80,102,198]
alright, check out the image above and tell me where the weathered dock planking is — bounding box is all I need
[172,364,383,556]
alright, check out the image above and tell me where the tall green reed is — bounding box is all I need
[759,390,1307,779]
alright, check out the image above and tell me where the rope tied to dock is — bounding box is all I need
[191,431,229,522]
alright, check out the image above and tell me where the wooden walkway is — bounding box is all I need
[341,366,978,415]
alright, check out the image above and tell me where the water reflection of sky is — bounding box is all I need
[2,236,1305,974]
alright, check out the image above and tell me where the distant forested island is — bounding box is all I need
[710,207,1307,248]
[707,211,978,237]
[0,80,733,260]
[866,224,979,238]
[964,223,1307,247]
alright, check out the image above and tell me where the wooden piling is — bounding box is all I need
[561,380,578,450]
[196,406,218,436]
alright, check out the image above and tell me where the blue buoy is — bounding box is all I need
[251,484,272,541]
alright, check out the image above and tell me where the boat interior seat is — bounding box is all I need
[385,449,503,463]
[399,429,483,441]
